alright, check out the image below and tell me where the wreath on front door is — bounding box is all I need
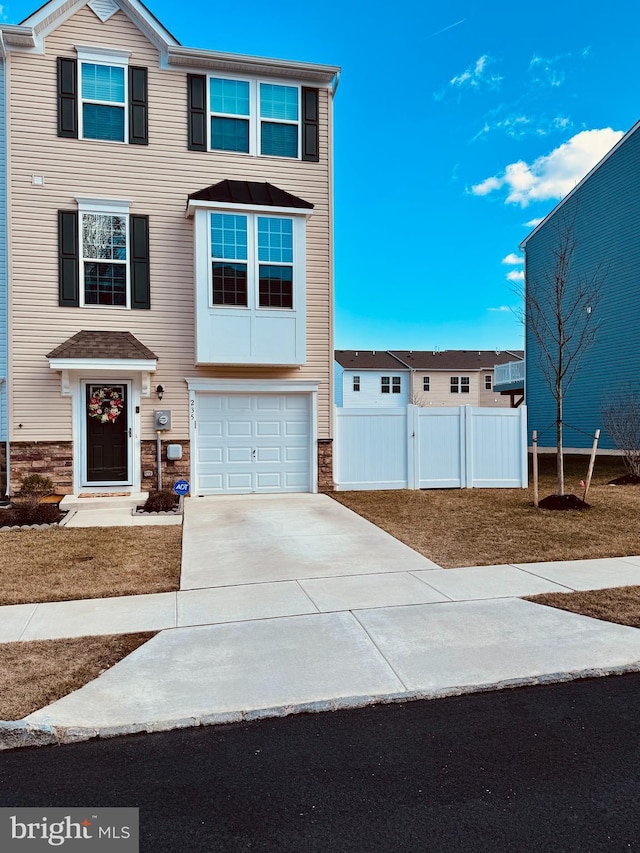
[88,387,124,424]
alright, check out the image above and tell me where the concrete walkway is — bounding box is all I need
[3,494,640,749]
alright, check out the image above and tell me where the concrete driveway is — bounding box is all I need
[180,492,441,589]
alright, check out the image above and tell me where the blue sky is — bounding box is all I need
[7,0,640,350]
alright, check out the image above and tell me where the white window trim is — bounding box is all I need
[76,47,130,144]
[391,376,401,393]
[77,198,131,310]
[353,375,360,392]
[206,73,302,159]
[423,376,430,392]
[485,374,492,390]
[207,209,304,314]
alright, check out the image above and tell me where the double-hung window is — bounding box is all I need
[485,374,492,390]
[81,209,128,307]
[77,49,130,142]
[190,74,319,159]
[58,199,150,310]
[381,376,401,394]
[423,376,430,392]
[353,376,360,392]
[57,51,148,144]
[450,376,470,394]
[260,83,299,157]
[81,63,125,141]
[210,78,250,153]
[211,213,295,309]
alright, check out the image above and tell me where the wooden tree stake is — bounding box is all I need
[583,429,600,503]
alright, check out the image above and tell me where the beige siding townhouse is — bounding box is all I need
[3,0,339,496]
[335,351,524,408]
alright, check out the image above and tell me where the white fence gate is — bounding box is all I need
[335,405,528,490]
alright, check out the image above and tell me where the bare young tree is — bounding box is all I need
[523,213,606,496]
[602,387,640,479]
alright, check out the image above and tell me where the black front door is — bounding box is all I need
[86,384,128,482]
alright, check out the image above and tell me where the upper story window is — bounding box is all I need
[450,376,470,393]
[260,83,299,157]
[207,77,299,157]
[381,376,401,394]
[57,51,148,145]
[210,212,295,309]
[188,75,319,161]
[485,374,492,390]
[57,198,150,310]
[353,376,360,392]
[423,376,430,392]
[80,62,126,141]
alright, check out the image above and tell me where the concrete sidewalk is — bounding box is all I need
[2,494,640,749]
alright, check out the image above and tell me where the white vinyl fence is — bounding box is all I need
[335,405,528,490]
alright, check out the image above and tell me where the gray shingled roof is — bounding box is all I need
[47,331,157,361]
[188,180,313,210]
[335,350,523,371]
[334,351,409,370]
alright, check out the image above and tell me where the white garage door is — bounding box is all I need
[195,393,311,494]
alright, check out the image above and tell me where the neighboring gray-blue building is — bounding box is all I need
[521,120,640,452]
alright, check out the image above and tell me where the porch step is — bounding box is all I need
[59,493,147,512]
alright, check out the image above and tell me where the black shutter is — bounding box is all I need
[58,210,79,306]
[129,66,148,145]
[57,57,78,139]
[301,87,319,162]
[187,74,207,151]
[130,215,150,310]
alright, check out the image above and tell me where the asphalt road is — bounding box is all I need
[1,674,639,852]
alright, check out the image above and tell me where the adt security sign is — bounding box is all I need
[173,479,190,496]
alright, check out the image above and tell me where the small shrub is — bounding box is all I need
[141,489,178,513]
[18,474,54,499]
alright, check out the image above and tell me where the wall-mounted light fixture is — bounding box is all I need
[156,384,165,401]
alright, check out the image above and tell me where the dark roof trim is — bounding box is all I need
[188,180,313,210]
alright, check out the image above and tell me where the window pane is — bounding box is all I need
[84,262,126,306]
[210,214,247,260]
[212,262,247,306]
[82,64,125,103]
[260,84,298,120]
[83,214,127,261]
[257,217,293,263]
[211,117,249,152]
[261,122,298,157]
[210,78,250,115]
[83,103,125,141]
[258,265,293,308]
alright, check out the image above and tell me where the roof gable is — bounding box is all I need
[520,121,640,249]
[19,0,180,50]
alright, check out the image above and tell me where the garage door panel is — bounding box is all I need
[195,392,311,495]
[228,447,253,463]
[228,396,254,411]
[228,473,253,489]
[199,448,223,463]
[256,447,281,462]
[199,422,223,437]
[227,421,252,437]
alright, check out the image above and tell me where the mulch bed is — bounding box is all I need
[608,474,640,485]
[538,494,590,511]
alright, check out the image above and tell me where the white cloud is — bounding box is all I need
[450,55,502,90]
[471,128,624,206]
[502,253,524,265]
[524,217,543,227]
[488,306,512,312]
[506,270,525,283]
